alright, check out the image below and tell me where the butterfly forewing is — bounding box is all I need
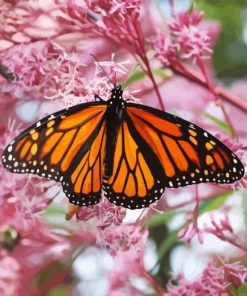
[126,103,245,188]
[2,102,107,206]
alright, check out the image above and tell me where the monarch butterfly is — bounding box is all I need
[1,84,245,210]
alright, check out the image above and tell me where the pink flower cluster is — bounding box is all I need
[153,10,212,65]
[168,261,247,295]
[108,243,147,295]
[77,198,126,230]
[0,121,45,204]
[0,41,85,101]
[0,202,71,295]
[179,212,247,253]
[57,0,143,56]
[77,198,147,256]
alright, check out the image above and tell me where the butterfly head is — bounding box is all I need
[111,84,123,101]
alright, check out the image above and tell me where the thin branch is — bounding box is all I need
[170,63,247,113]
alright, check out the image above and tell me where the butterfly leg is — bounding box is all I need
[65,203,80,220]
[94,94,104,102]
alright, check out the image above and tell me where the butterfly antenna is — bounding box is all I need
[90,54,114,86]
[122,63,141,89]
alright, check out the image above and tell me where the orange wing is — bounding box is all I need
[126,104,244,188]
[103,121,164,209]
[2,102,107,206]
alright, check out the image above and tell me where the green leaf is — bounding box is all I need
[153,69,172,79]
[44,205,65,216]
[242,190,247,227]
[204,112,233,135]
[149,211,176,228]
[237,285,247,296]
[47,286,72,296]
[195,0,247,78]
[151,230,179,273]
[199,190,233,215]
[124,69,171,87]
[36,261,67,288]
[158,231,178,259]
[124,71,146,87]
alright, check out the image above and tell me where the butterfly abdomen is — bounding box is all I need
[104,118,121,178]
[104,98,125,179]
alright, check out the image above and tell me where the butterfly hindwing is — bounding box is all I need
[2,102,107,206]
[126,103,244,188]
[103,120,165,209]
[66,119,107,206]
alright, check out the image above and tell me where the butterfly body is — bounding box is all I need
[104,85,126,178]
[1,84,245,209]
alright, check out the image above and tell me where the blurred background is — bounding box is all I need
[1,0,247,295]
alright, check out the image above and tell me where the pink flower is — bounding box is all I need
[85,0,141,22]
[167,261,247,295]
[178,221,204,245]
[107,227,150,295]
[223,261,247,288]
[57,0,143,54]
[0,121,53,210]
[0,41,138,112]
[94,53,131,84]
[77,199,145,257]
[0,0,19,48]
[175,25,212,60]
[153,10,212,65]
[152,34,178,66]
[78,205,146,257]
[179,209,247,253]
[0,122,43,203]
[215,133,244,158]
[1,0,164,107]
[0,202,71,295]
[0,41,85,101]
[200,20,221,48]
[108,249,145,295]
[0,252,20,296]
[202,214,247,253]
[56,0,165,105]
[102,224,147,256]
[169,10,204,32]
[203,214,234,235]
[77,197,126,230]
[0,93,17,121]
